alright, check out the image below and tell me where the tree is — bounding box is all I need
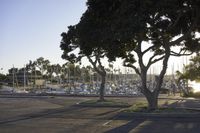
[176,55,200,95]
[47,64,62,84]
[183,55,200,81]
[176,54,200,88]
[81,66,91,82]
[26,60,35,84]
[60,63,69,81]
[8,68,18,75]
[34,57,50,77]
[60,17,109,101]
[73,0,200,109]
[0,73,8,83]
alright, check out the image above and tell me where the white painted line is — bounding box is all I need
[103,120,113,126]
[102,108,124,126]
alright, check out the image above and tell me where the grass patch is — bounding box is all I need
[124,102,199,113]
[152,107,198,113]
[183,92,200,98]
[125,102,148,112]
[78,99,130,107]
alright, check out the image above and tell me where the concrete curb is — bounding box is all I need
[176,107,200,112]
[117,112,200,118]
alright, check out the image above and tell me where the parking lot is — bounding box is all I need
[0,96,200,133]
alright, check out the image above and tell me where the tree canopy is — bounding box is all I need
[178,54,200,81]
[60,0,200,109]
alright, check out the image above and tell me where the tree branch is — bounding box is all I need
[97,58,106,75]
[167,7,188,31]
[149,56,165,68]
[169,9,199,46]
[153,44,170,93]
[87,56,99,73]
[170,49,193,56]
[87,55,106,76]
[147,52,165,68]
[123,63,141,75]
[136,41,146,70]
[142,45,156,54]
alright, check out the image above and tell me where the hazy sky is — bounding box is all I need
[0,0,191,75]
[0,0,87,74]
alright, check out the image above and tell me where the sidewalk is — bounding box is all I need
[167,97,200,111]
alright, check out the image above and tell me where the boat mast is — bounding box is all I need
[12,65,15,88]
[24,64,26,89]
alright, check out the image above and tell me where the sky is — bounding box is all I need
[0,0,87,74]
[0,0,192,75]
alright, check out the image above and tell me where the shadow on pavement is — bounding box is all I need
[104,117,200,133]
[0,105,89,125]
[169,99,200,109]
[104,99,200,133]
[104,119,145,133]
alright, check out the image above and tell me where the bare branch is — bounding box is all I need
[124,63,141,75]
[169,34,191,46]
[170,49,193,56]
[87,56,100,74]
[170,51,193,56]
[147,52,165,68]
[142,45,156,54]
[151,56,165,65]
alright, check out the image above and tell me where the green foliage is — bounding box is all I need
[79,99,130,107]
[8,68,18,75]
[126,102,148,112]
[84,0,200,61]
[180,55,200,81]
[0,73,8,82]
[34,57,50,75]
[186,55,200,80]
[60,0,200,109]
[5,57,94,84]
[183,92,200,98]
[125,102,198,113]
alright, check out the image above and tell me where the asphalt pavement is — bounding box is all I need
[0,95,200,133]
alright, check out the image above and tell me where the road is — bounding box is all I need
[0,96,200,133]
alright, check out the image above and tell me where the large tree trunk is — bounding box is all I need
[140,69,159,110]
[140,68,161,110]
[99,73,106,101]
[144,91,159,110]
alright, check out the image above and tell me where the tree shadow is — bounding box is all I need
[104,99,200,133]
[104,116,200,133]
[104,118,145,133]
[166,99,200,109]
[0,105,89,125]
